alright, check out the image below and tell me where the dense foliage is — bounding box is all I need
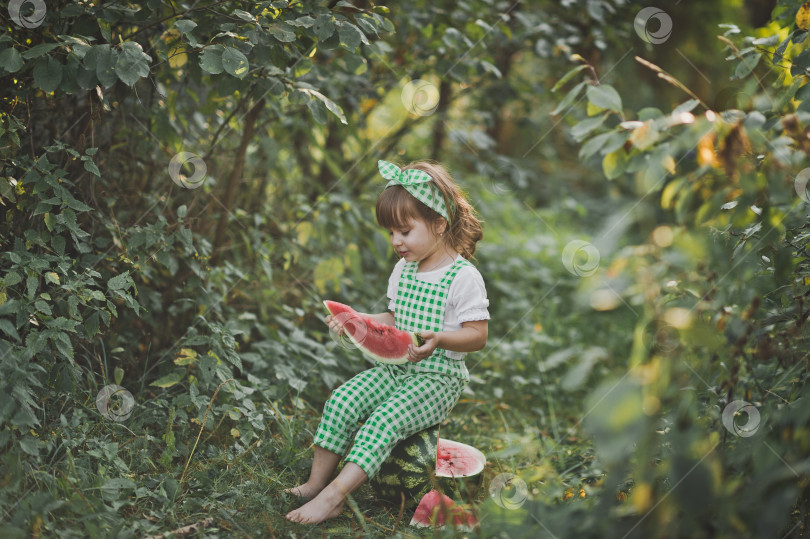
[1,0,807,537]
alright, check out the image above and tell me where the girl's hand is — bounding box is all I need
[324,314,345,336]
[408,331,439,362]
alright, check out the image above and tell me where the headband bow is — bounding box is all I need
[378,160,451,222]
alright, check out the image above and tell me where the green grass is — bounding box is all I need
[153,385,607,538]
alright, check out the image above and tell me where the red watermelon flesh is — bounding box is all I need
[409,489,479,529]
[436,439,487,478]
[323,300,420,365]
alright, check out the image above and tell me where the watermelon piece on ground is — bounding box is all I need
[409,489,479,529]
[323,300,424,364]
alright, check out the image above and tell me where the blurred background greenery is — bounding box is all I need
[1,0,809,536]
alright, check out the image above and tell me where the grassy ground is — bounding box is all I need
[159,382,609,537]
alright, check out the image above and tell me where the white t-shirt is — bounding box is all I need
[387,254,490,360]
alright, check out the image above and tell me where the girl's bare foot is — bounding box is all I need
[282,482,325,501]
[285,485,346,524]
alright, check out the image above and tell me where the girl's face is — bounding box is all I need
[388,217,444,263]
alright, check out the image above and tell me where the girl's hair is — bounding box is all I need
[375,160,484,260]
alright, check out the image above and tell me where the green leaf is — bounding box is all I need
[587,84,622,112]
[174,348,198,366]
[299,88,347,125]
[51,234,65,255]
[68,295,79,318]
[76,64,97,89]
[199,353,217,384]
[551,81,585,115]
[307,98,327,124]
[35,299,52,315]
[44,212,55,231]
[270,22,296,43]
[114,366,124,385]
[86,312,100,340]
[19,437,39,456]
[101,478,136,500]
[116,41,151,86]
[33,57,63,94]
[90,45,118,88]
[47,317,79,332]
[479,60,502,78]
[151,370,185,388]
[0,299,19,317]
[175,20,197,35]
[0,48,23,73]
[314,14,335,41]
[602,150,627,180]
[600,131,629,155]
[64,193,93,212]
[0,319,20,342]
[107,271,131,291]
[232,9,255,22]
[673,99,700,115]
[552,64,588,92]
[44,272,60,285]
[735,53,761,79]
[339,23,366,50]
[22,43,59,59]
[98,19,112,41]
[200,45,224,74]
[3,271,23,286]
[26,276,38,299]
[570,114,607,141]
[50,331,74,360]
[222,47,249,79]
[83,158,101,176]
[290,16,315,28]
[355,15,380,37]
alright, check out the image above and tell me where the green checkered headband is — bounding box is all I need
[378,160,452,222]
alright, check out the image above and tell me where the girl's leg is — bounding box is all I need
[345,373,465,479]
[285,462,366,523]
[283,445,341,499]
[286,374,464,524]
[285,365,397,499]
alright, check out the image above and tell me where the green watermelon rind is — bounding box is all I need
[370,425,486,509]
[370,425,440,508]
[323,300,425,364]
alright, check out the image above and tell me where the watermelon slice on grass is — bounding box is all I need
[370,424,487,510]
[323,300,425,364]
[410,489,479,530]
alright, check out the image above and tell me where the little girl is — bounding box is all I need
[285,159,490,524]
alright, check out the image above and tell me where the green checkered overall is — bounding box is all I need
[312,258,472,479]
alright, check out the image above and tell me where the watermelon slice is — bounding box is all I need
[437,438,486,479]
[409,489,479,529]
[323,300,424,365]
[370,425,487,509]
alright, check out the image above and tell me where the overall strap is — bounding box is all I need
[439,258,471,286]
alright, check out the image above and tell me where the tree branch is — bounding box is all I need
[212,98,264,262]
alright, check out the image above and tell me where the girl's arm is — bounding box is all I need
[436,320,488,352]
